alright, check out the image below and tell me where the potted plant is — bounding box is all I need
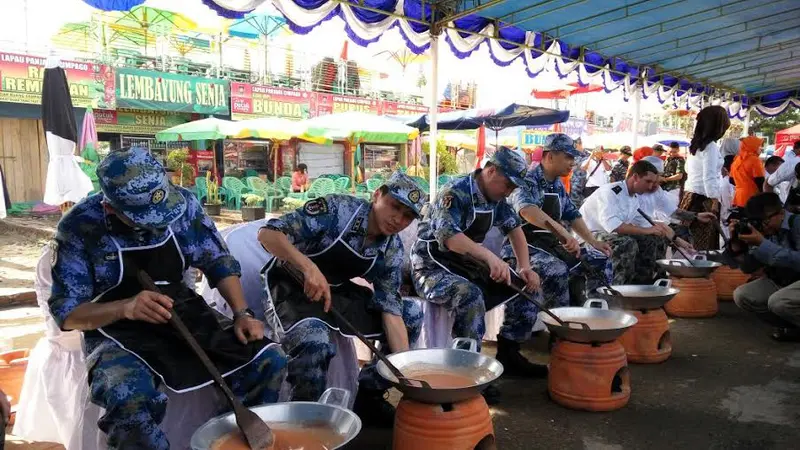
[166,148,192,186]
[204,172,223,216]
[241,193,266,222]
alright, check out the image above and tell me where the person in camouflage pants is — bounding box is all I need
[593,232,667,284]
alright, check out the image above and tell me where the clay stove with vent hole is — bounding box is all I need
[542,300,636,412]
[659,256,721,318]
[376,339,501,450]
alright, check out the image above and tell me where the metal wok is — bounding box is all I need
[190,388,360,450]
[541,300,638,343]
[657,255,721,278]
[596,279,681,310]
[376,338,503,404]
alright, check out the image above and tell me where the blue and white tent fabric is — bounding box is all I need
[270,0,797,119]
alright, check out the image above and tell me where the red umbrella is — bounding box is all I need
[531,82,603,99]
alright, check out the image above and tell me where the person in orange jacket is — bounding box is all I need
[731,136,766,208]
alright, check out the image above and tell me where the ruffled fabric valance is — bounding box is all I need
[271,0,753,118]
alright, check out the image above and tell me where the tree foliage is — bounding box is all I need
[750,108,800,142]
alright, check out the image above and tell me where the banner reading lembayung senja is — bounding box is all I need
[95,109,193,135]
[230,82,312,121]
[0,52,115,109]
[116,68,229,115]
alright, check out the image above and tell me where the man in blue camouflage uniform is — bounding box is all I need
[258,172,424,428]
[503,134,613,319]
[411,148,542,390]
[48,148,286,450]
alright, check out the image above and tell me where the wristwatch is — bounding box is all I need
[232,308,255,321]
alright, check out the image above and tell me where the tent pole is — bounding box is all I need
[743,108,751,136]
[429,33,439,199]
[632,89,641,149]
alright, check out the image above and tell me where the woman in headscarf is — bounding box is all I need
[680,105,731,250]
[731,136,766,208]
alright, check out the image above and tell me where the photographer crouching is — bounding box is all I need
[730,192,800,342]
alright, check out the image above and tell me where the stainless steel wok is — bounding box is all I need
[376,338,503,404]
[657,255,721,278]
[596,279,681,310]
[541,300,638,343]
[190,388,360,450]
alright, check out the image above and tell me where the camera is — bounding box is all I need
[727,207,762,255]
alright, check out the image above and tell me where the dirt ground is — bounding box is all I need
[0,222,51,291]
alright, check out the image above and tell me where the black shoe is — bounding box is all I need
[481,384,501,406]
[353,388,395,428]
[495,336,548,378]
[771,327,800,342]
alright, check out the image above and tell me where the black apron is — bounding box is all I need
[262,207,384,339]
[521,192,580,269]
[89,228,278,393]
[420,186,519,311]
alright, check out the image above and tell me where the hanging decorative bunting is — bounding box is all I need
[201,0,269,18]
[81,0,145,11]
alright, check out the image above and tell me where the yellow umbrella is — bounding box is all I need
[232,117,326,144]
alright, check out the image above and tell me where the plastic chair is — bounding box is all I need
[244,169,259,178]
[334,177,351,193]
[194,176,208,203]
[438,175,452,186]
[222,177,251,210]
[276,176,293,194]
[411,176,430,194]
[366,178,385,193]
[288,178,336,202]
[246,177,285,212]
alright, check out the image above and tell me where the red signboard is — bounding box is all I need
[230,82,313,120]
[381,101,428,116]
[314,93,381,116]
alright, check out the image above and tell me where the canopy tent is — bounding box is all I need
[531,82,603,100]
[775,124,800,157]
[270,0,799,117]
[425,104,569,132]
[647,133,691,148]
[155,117,242,141]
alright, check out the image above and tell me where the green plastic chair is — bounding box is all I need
[366,178,385,193]
[194,176,208,203]
[438,175,452,186]
[222,177,251,209]
[411,176,430,194]
[244,169,259,178]
[334,177,350,193]
[246,176,285,212]
[288,178,336,202]
[276,176,293,194]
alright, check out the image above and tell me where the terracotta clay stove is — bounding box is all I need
[618,307,672,364]
[394,396,495,450]
[711,266,750,301]
[664,276,718,318]
[548,338,631,412]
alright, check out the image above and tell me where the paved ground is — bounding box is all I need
[349,303,800,450]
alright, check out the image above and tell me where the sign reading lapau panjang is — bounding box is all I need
[116,68,229,115]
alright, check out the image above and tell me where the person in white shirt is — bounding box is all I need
[680,105,731,251]
[579,160,671,284]
[580,147,612,198]
[767,141,799,196]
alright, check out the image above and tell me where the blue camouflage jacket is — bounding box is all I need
[508,164,581,222]
[264,194,406,316]
[415,171,521,251]
[49,188,240,337]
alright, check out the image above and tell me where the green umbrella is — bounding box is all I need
[156,118,240,142]
[300,112,419,145]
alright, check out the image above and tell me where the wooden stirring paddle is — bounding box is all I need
[137,271,274,450]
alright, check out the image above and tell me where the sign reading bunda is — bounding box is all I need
[230,83,312,120]
[0,52,115,109]
[116,68,229,115]
[95,109,193,135]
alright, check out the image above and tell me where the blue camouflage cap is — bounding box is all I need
[543,133,582,158]
[97,147,187,229]
[489,147,527,186]
[383,171,425,217]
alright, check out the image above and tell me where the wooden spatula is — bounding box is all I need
[137,271,274,450]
